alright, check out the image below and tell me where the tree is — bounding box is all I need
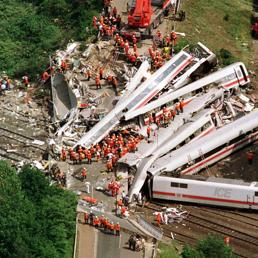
[0,161,77,258]
[196,234,234,258]
[181,234,235,258]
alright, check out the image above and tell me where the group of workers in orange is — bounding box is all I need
[155,30,178,47]
[91,66,119,93]
[84,211,121,236]
[145,101,184,134]
[108,180,121,197]
[148,30,178,70]
[114,33,140,64]
[60,131,143,172]
[92,5,122,38]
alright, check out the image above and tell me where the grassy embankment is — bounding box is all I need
[176,0,253,66]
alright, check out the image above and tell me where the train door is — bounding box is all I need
[247,193,255,208]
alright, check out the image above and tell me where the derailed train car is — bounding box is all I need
[151,176,258,210]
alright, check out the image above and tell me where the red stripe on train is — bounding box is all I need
[134,57,192,110]
[153,191,258,206]
[182,132,258,175]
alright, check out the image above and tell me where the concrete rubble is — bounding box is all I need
[153,206,189,224]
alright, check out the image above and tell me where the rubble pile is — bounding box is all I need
[0,87,48,165]
[49,41,141,148]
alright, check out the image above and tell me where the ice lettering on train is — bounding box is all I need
[214,188,232,198]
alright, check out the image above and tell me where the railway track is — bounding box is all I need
[144,202,258,257]
[0,126,46,150]
[0,126,46,163]
[193,206,258,228]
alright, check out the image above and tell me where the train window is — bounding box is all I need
[180,183,188,188]
[255,192,258,197]
[171,182,179,187]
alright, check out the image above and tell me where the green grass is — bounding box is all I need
[157,242,181,258]
[175,0,253,66]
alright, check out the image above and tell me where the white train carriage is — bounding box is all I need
[152,176,258,209]
[148,109,258,177]
[124,62,250,121]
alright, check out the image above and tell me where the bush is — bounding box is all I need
[217,48,237,66]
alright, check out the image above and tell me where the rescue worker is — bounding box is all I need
[106,160,113,172]
[93,216,100,228]
[103,217,108,231]
[164,34,171,46]
[81,167,87,181]
[95,75,101,89]
[99,67,104,80]
[246,150,254,165]
[121,206,127,218]
[79,152,85,163]
[224,236,231,246]
[115,222,120,236]
[107,74,113,85]
[148,47,155,60]
[84,212,89,224]
[22,75,29,87]
[117,198,123,207]
[96,151,101,162]
[60,147,67,161]
[170,31,177,46]
[110,222,115,235]
[42,71,50,82]
[156,212,162,225]
[87,151,92,164]
[156,30,162,39]
[61,59,68,72]
[89,211,94,225]
[92,16,98,29]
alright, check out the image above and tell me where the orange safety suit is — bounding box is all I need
[81,168,87,179]
[95,75,101,89]
[84,212,89,224]
[99,67,104,79]
[87,152,92,164]
[115,223,120,236]
[42,71,50,81]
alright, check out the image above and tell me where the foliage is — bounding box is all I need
[157,242,181,258]
[181,234,235,258]
[0,0,101,78]
[0,161,77,258]
[181,245,204,258]
[216,48,237,66]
